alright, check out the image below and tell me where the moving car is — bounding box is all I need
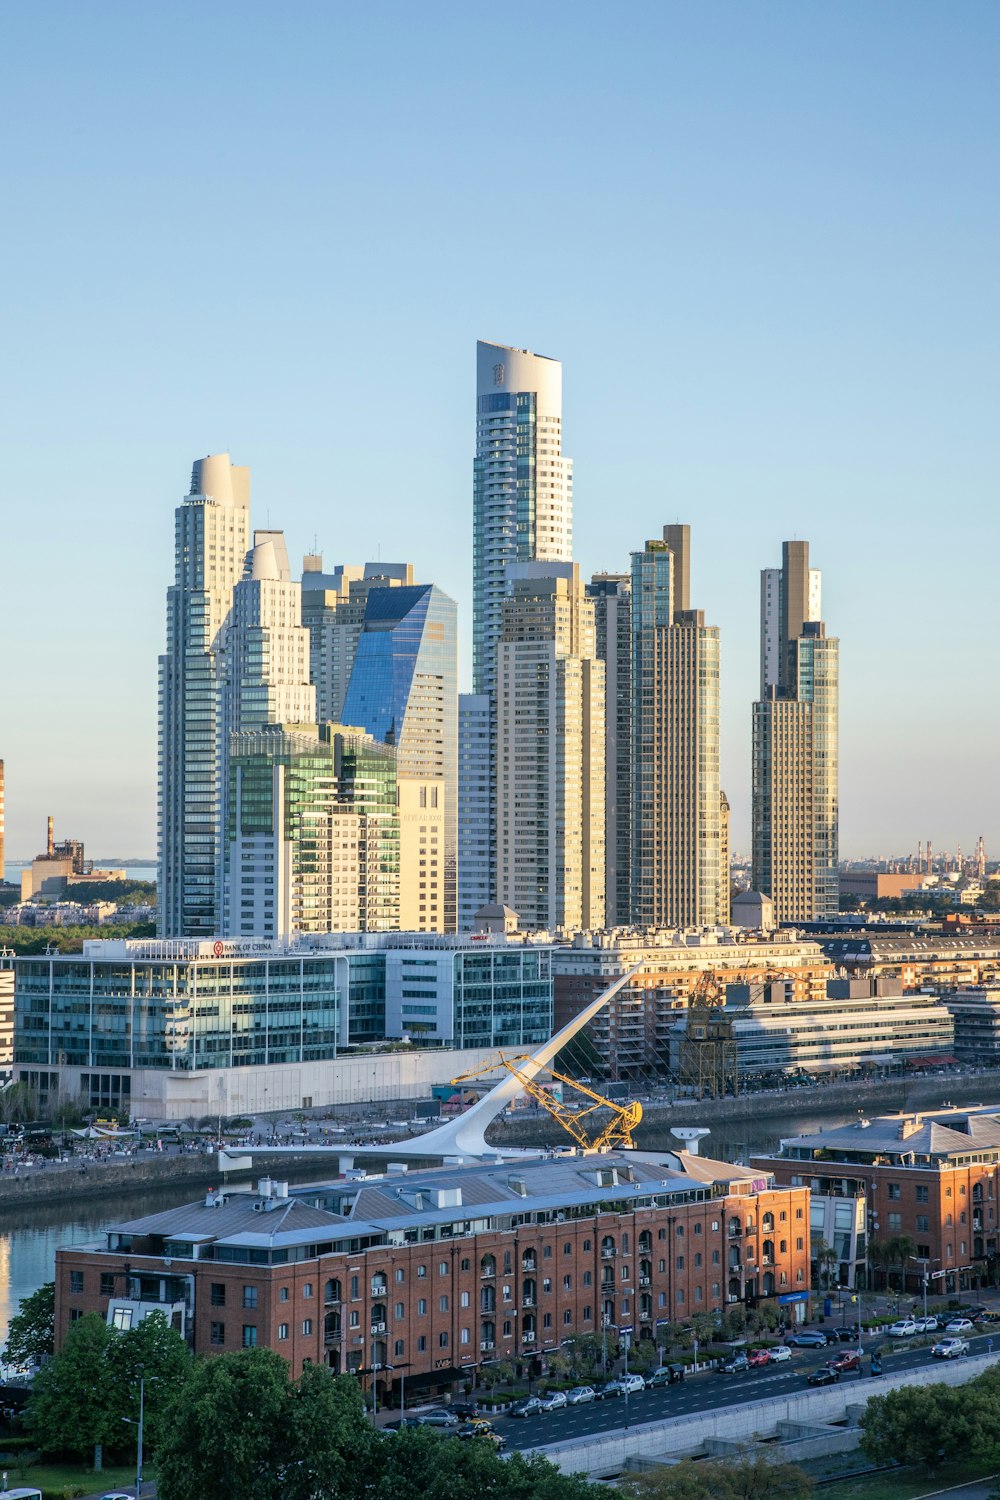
[807,1366,840,1386]
[537,1389,568,1412]
[945,1318,975,1335]
[888,1319,918,1338]
[508,1395,544,1417]
[565,1385,596,1404]
[768,1345,792,1363]
[717,1353,751,1374]
[932,1337,970,1359]
[828,1351,861,1372]
[788,1331,830,1348]
[747,1350,771,1368]
[458,1425,506,1449]
[420,1410,460,1429]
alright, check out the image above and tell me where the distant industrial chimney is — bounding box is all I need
[46,815,54,857]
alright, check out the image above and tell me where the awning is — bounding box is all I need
[904,1054,958,1068]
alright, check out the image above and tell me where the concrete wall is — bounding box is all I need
[533,1351,1000,1476]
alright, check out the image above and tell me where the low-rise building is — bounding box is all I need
[818,933,1000,989]
[753,1104,1000,1293]
[13,931,553,1119]
[944,989,1000,1063]
[54,1149,811,1394]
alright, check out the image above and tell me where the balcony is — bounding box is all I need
[522,1296,536,1308]
[324,1330,342,1346]
[521,1259,536,1272]
[601,1249,616,1260]
[324,1295,341,1307]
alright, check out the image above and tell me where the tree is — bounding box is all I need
[4,1281,55,1367]
[155,1347,292,1500]
[27,1313,118,1463]
[0,1080,40,1125]
[104,1310,192,1457]
[281,1363,376,1500]
[623,1454,811,1500]
[860,1385,968,1469]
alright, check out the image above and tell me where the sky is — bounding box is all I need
[1,1,998,863]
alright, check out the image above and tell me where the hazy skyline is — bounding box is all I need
[2,2,998,862]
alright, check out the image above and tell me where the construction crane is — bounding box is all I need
[676,968,784,1100]
[450,1055,642,1151]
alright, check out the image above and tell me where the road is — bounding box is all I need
[494,1332,1000,1451]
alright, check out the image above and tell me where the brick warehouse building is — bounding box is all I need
[752,1105,1000,1293]
[55,1151,810,1396]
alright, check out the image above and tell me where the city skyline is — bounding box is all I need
[3,3,999,859]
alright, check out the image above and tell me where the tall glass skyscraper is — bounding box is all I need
[472,342,573,915]
[342,583,458,931]
[752,541,839,922]
[158,454,250,938]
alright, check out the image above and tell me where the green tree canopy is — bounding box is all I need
[3,1280,55,1367]
[27,1313,118,1462]
[623,1454,812,1500]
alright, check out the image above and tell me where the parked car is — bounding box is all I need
[565,1386,596,1405]
[593,1380,623,1400]
[420,1410,460,1429]
[888,1319,918,1338]
[835,1325,862,1343]
[620,1373,646,1393]
[945,1318,975,1335]
[768,1345,792,1363]
[913,1316,939,1333]
[747,1350,771,1368]
[451,1400,481,1419]
[538,1390,568,1412]
[718,1353,751,1374]
[382,1416,424,1431]
[807,1366,841,1386]
[508,1395,544,1417]
[828,1351,861,1372]
[932,1337,970,1359]
[788,1331,829,1348]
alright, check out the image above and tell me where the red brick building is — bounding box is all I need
[56,1152,810,1396]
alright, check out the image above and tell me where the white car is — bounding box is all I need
[565,1385,595,1404]
[913,1316,939,1333]
[932,1337,970,1358]
[620,1373,645,1393]
[888,1319,918,1338]
[945,1318,975,1334]
[768,1345,792,1363]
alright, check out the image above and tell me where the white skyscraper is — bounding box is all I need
[158,454,250,938]
[761,565,822,693]
[472,342,573,915]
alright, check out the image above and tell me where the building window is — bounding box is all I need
[583,1305,592,1322]
[279,1287,289,1302]
[417,1336,427,1351]
[917,1243,931,1258]
[439,1262,448,1277]
[543,1245,552,1259]
[302,1319,312,1336]
[563,1275,572,1291]
[395,1268,405,1283]
[211,1321,225,1346]
[211,1283,226,1307]
[70,1271,84,1295]
[439,1332,449,1348]
[242,1326,257,1348]
[583,1271,592,1286]
[350,1311,360,1329]
[417,1265,427,1279]
[887,1214,902,1232]
[916,1186,929,1203]
[887,1184,901,1200]
[243,1286,258,1309]
[503,1320,512,1336]
[582,1240,591,1252]
[395,1302,405,1319]
[563,1310,572,1324]
[916,1215,929,1232]
[676,1256,684,1271]
[394,1339,404,1356]
[70,1308,84,1323]
[278,1324,289,1341]
[461,1258,470,1272]
[417,1299,427,1315]
[461,1328,470,1345]
[543,1313,552,1329]
[351,1276,360,1298]
[439,1296,449,1312]
[564,1242,572,1255]
[460,1292,470,1308]
[100,1273,115,1297]
[303,1283,313,1299]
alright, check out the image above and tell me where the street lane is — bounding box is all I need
[498,1333,1000,1451]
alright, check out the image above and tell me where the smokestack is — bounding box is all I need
[47,815,54,857]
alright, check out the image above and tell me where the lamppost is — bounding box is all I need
[121,1376,144,1500]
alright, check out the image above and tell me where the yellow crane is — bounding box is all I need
[450,1055,642,1151]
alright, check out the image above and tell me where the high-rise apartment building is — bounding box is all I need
[223,724,399,938]
[472,342,573,910]
[588,573,632,928]
[630,526,722,928]
[752,540,839,922]
[0,759,5,884]
[301,557,415,724]
[223,531,316,739]
[496,564,605,931]
[158,454,251,938]
[457,694,491,930]
[342,584,457,932]
[719,789,731,925]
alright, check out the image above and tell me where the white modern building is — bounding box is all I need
[457,693,491,931]
[760,563,822,694]
[158,454,251,938]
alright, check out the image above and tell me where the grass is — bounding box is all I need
[822,1458,998,1500]
[0,1459,138,1497]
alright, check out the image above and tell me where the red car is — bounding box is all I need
[828,1351,861,1372]
[747,1350,771,1368]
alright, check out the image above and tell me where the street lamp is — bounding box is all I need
[121,1377,144,1500]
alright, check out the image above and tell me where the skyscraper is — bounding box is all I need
[472,342,573,910]
[301,557,415,724]
[752,540,839,922]
[457,693,491,931]
[630,526,722,928]
[158,454,250,938]
[0,759,5,885]
[495,563,605,932]
[342,583,457,931]
[588,573,632,928]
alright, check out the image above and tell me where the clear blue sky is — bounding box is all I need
[1,1,998,862]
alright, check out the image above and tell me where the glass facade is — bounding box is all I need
[453,948,552,1050]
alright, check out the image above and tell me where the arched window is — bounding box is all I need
[324,1278,341,1304]
[480,1254,496,1278]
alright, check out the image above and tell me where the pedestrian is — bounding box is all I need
[989,1337,994,1356]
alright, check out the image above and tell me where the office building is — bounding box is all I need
[223,725,400,939]
[752,1103,1000,1292]
[588,573,632,927]
[719,791,731,926]
[54,1149,810,1386]
[752,541,839,923]
[943,989,1000,1064]
[159,455,251,938]
[473,342,574,906]
[0,962,12,1078]
[301,558,415,725]
[342,584,458,932]
[496,565,605,932]
[457,694,491,931]
[631,527,722,928]
[13,930,554,1119]
[820,931,1000,988]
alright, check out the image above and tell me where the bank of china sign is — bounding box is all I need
[197,938,285,959]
